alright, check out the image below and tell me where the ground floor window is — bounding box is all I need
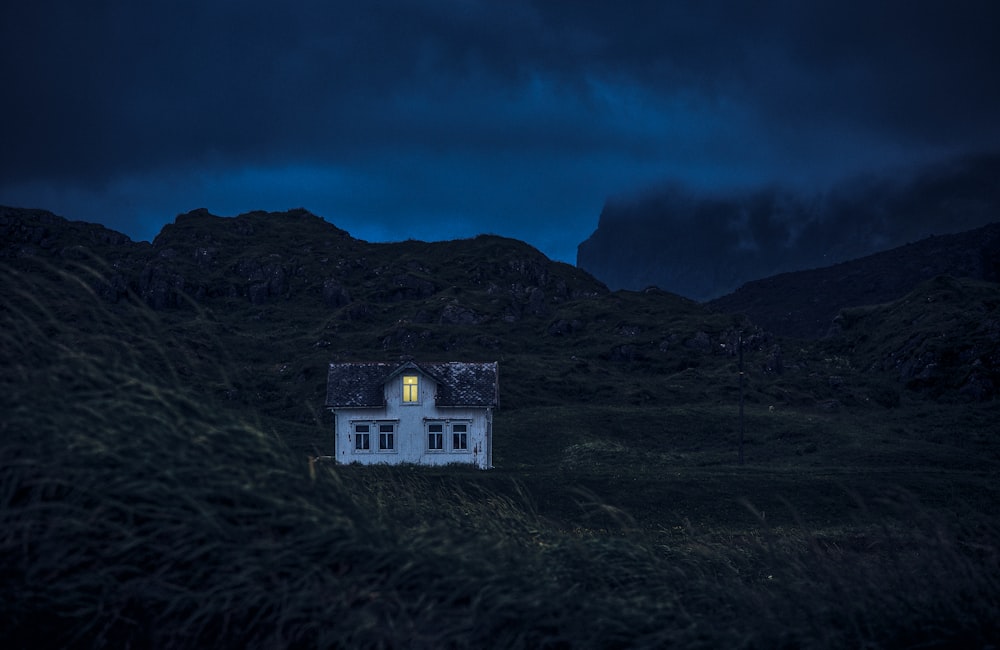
[452,423,468,451]
[427,422,444,451]
[354,423,371,452]
[378,423,395,451]
[352,420,397,454]
[425,420,470,452]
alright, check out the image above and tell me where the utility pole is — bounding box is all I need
[738,331,745,466]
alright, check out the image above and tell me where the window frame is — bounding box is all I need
[426,421,445,452]
[353,422,372,453]
[450,422,470,453]
[377,422,396,452]
[402,374,420,404]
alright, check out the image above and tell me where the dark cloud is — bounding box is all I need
[580,151,1000,299]
[2,0,998,261]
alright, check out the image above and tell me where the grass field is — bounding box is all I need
[2,250,999,647]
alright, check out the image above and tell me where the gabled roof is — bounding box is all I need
[325,361,499,408]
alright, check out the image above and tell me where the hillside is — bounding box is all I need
[2,206,769,443]
[1,206,607,428]
[827,275,1000,402]
[4,204,998,442]
[3,205,1000,647]
[707,221,1000,339]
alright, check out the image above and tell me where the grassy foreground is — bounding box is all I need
[2,262,999,648]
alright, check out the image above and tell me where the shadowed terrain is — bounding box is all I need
[2,206,999,647]
[707,221,1000,339]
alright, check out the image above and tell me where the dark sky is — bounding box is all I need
[2,0,999,263]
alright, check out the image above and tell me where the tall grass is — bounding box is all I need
[2,258,998,648]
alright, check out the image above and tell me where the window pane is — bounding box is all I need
[354,424,371,451]
[429,424,443,433]
[452,424,467,433]
[379,424,394,433]
[403,375,418,402]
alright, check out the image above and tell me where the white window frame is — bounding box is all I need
[426,421,445,452]
[352,422,372,454]
[377,422,396,453]
[350,420,375,454]
[450,421,470,453]
[402,374,420,404]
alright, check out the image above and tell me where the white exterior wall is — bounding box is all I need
[332,372,492,469]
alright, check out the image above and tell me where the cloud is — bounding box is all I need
[580,151,1000,299]
[2,0,999,262]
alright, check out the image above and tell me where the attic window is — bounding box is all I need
[402,375,419,403]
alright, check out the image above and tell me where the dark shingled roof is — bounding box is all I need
[325,361,499,408]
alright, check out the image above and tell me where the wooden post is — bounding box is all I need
[738,331,745,466]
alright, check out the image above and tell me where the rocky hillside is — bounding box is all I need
[707,222,1000,339]
[825,275,1000,403]
[3,203,998,459]
[1,205,606,314]
[1,206,757,433]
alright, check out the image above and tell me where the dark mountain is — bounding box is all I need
[577,152,1000,301]
[707,221,1000,339]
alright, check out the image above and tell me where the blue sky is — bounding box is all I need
[2,0,998,263]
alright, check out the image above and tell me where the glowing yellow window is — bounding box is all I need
[402,375,419,402]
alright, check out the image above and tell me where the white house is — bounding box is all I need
[325,360,498,469]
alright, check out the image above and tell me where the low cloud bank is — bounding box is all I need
[578,152,1000,301]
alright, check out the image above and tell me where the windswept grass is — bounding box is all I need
[2,258,999,648]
